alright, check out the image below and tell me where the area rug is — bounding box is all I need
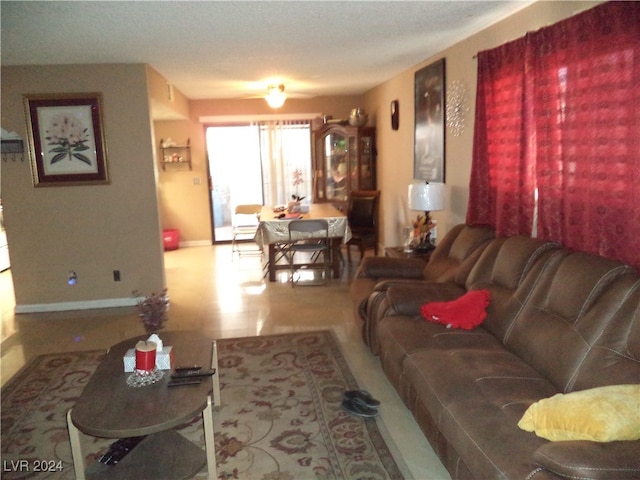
[1,330,406,479]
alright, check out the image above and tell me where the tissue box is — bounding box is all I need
[123,346,174,372]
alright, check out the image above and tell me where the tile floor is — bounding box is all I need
[0,244,450,479]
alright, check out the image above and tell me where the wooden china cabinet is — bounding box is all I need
[312,123,376,211]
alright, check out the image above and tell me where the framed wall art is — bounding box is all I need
[24,92,109,187]
[414,58,446,183]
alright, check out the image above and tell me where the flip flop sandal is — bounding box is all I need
[341,398,380,417]
[344,390,381,408]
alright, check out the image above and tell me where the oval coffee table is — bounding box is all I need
[67,331,220,480]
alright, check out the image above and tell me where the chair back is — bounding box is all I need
[288,219,329,239]
[234,204,262,215]
[347,191,379,231]
[233,204,262,227]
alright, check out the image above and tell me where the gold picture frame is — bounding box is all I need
[24,92,109,187]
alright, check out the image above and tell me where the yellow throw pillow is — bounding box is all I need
[518,384,640,442]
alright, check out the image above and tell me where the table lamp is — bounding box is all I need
[408,181,445,252]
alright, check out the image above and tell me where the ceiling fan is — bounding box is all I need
[265,84,287,108]
[242,81,315,108]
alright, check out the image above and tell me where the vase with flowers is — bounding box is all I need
[134,288,170,335]
[289,168,306,212]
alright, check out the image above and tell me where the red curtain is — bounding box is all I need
[467,2,640,270]
[468,36,535,237]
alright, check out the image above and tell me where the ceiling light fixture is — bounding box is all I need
[265,84,287,109]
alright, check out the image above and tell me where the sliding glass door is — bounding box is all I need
[206,121,311,242]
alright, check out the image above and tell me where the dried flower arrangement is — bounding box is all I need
[412,214,437,251]
[134,288,170,335]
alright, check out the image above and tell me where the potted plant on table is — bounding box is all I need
[289,168,306,212]
[134,288,170,335]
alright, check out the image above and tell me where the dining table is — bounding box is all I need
[255,203,351,282]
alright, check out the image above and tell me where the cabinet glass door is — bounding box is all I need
[359,135,375,190]
[324,132,347,202]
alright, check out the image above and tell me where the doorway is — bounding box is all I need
[206,121,312,243]
[206,125,263,242]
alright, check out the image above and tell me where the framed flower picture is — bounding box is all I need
[24,92,109,187]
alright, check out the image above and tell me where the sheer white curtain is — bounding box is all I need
[258,120,312,206]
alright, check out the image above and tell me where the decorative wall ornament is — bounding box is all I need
[446,80,469,137]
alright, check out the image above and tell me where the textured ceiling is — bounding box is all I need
[1,1,532,100]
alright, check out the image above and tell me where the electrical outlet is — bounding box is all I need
[113,270,121,282]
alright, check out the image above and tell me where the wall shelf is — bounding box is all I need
[160,138,191,170]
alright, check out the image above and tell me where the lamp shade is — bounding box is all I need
[408,182,445,211]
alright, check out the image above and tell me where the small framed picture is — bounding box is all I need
[24,92,109,187]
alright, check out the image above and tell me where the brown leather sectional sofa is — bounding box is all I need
[351,224,640,480]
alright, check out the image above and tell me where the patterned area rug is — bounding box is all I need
[1,330,406,479]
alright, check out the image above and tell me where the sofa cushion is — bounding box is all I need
[532,440,640,480]
[518,384,640,442]
[402,346,559,479]
[464,236,563,342]
[364,282,466,354]
[424,224,494,284]
[386,283,467,317]
[571,277,640,391]
[504,252,637,392]
[355,256,426,280]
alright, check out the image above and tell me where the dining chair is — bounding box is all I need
[231,204,262,258]
[345,190,380,263]
[286,219,330,287]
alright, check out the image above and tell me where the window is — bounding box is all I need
[206,121,312,241]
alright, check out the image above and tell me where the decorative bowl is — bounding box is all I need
[348,112,368,127]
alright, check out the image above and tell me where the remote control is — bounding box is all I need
[174,365,202,373]
[168,377,203,387]
[171,368,216,379]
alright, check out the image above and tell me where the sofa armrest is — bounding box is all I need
[533,440,640,480]
[386,284,466,316]
[373,278,432,292]
[356,256,425,280]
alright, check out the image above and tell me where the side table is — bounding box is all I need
[384,246,432,263]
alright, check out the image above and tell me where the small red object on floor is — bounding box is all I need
[163,229,179,251]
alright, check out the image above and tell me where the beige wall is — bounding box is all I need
[147,65,190,120]
[155,119,210,243]
[363,0,601,247]
[1,64,165,311]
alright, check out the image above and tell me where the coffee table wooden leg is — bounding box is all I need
[203,395,217,480]
[211,340,221,407]
[67,409,86,480]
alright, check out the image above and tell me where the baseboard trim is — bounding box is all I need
[178,240,212,248]
[15,297,137,314]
